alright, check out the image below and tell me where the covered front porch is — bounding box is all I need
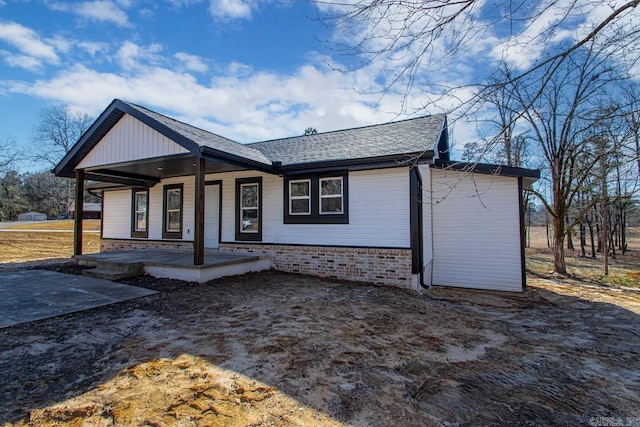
[76,249,272,283]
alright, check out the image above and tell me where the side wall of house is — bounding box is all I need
[430,169,523,292]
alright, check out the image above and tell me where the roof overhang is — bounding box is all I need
[432,159,540,187]
[275,151,435,175]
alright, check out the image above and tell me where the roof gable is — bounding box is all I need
[55,99,272,178]
[77,114,190,169]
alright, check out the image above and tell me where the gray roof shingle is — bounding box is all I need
[248,115,446,166]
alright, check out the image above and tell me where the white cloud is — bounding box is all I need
[208,0,257,20]
[6,59,412,143]
[175,52,208,73]
[49,1,130,27]
[0,21,59,64]
[1,52,45,72]
[115,41,164,71]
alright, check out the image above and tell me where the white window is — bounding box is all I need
[240,183,259,233]
[134,191,147,232]
[319,177,343,214]
[289,179,311,215]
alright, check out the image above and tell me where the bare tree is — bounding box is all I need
[31,105,92,169]
[0,135,18,174]
[31,105,92,214]
[504,44,625,274]
[316,0,640,110]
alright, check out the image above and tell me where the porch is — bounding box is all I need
[76,249,272,283]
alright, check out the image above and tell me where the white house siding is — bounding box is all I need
[102,190,131,239]
[148,176,195,241]
[216,167,411,248]
[431,169,523,292]
[77,115,189,169]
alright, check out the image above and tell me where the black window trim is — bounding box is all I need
[235,177,262,241]
[283,171,349,224]
[162,183,183,240]
[131,187,149,238]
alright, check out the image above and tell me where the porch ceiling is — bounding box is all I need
[84,153,253,187]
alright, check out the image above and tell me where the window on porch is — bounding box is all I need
[163,184,183,239]
[131,188,149,238]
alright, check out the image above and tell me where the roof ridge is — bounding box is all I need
[121,100,240,145]
[247,113,446,147]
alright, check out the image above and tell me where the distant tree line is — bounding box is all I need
[0,105,93,221]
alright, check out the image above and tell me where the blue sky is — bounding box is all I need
[1,0,636,172]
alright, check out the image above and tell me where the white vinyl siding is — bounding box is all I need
[102,168,410,248]
[78,115,189,169]
[147,177,195,241]
[219,167,410,248]
[431,169,523,292]
[102,190,131,239]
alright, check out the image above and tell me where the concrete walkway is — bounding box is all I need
[0,270,156,329]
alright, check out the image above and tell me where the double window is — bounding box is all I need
[163,184,183,239]
[284,172,348,224]
[236,177,262,241]
[131,188,149,238]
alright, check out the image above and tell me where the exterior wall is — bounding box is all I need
[217,167,411,248]
[219,243,413,288]
[99,166,413,288]
[78,115,189,169]
[431,169,523,292]
[102,190,131,239]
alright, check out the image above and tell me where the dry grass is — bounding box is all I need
[4,219,101,231]
[0,221,100,264]
[526,226,640,288]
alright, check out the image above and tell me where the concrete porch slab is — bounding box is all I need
[0,270,157,329]
[76,249,272,283]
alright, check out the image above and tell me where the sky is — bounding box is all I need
[0,0,637,173]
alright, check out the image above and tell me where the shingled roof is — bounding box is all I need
[55,99,447,178]
[249,115,446,167]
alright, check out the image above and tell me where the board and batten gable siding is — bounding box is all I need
[217,167,411,248]
[77,115,189,169]
[102,190,131,239]
[431,169,523,292]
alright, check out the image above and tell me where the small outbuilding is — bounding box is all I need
[68,202,102,219]
[18,212,47,221]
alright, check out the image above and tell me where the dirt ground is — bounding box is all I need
[1,267,639,426]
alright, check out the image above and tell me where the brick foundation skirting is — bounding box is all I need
[101,239,194,252]
[99,239,413,289]
[219,243,413,289]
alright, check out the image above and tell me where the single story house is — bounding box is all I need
[18,211,47,221]
[55,99,539,292]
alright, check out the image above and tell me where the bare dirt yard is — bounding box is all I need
[0,226,639,426]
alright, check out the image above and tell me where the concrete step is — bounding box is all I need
[91,260,144,274]
[83,268,142,281]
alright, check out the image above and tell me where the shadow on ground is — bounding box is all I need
[0,270,638,426]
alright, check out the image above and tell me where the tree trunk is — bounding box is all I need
[552,215,567,274]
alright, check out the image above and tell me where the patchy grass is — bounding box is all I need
[0,220,100,264]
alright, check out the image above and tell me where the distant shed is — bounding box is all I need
[18,212,47,221]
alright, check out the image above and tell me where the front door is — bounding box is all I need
[204,184,220,248]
